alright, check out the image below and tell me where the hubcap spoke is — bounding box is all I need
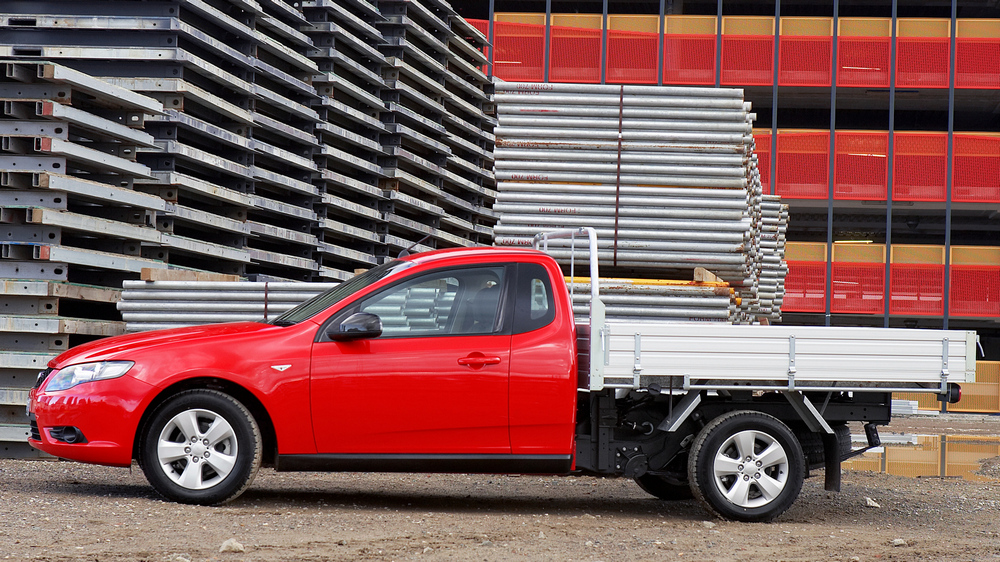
[756,441,788,469]
[724,477,752,505]
[733,431,757,460]
[202,417,234,448]
[173,410,200,440]
[713,455,742,476]
[157,441,188,463]
[755,472,785,500]
[204,451,237,478]
[176,458,204,489]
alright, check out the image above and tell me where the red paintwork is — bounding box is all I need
[28,247,579,467]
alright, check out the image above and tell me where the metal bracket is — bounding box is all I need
[632,332,642,387]
[787,335,796,390]
[656,391,702,433]
[782,391,833,434]
[940,337,950,393]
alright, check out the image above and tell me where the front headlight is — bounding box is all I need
[44,361,135,392]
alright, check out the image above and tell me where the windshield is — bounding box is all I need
[271,260,414,325]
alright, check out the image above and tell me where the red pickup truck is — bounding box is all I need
[27,234,971,522]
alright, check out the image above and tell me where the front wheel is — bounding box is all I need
[140,389,262,505]
[688,411,804,522]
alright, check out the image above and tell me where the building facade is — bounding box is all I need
[456,0,1000,362]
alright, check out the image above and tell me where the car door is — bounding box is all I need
[309,264,512,454]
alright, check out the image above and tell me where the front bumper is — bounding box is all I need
[28,373,157,467]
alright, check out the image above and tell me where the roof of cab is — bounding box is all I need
[399,245,548,266]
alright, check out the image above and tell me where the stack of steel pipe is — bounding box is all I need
[492,81,784,323]
[564,278,739,322]
[118,281,338,333]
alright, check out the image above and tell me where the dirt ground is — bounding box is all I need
[2,414,998,562]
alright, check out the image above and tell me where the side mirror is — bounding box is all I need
[328,312,383,341]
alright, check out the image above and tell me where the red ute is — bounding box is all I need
[29,247,578,505]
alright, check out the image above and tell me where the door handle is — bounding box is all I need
[458,355,502,367]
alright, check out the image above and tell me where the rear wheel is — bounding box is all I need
[688,411,804,522]
[140,389,261,505]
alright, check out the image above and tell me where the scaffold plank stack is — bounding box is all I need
[375,0,496,257]
[492,81,786,324]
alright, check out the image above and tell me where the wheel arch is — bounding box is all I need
[133,377,278,468]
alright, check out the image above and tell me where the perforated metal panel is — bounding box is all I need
[949,265,1000,317]
[753,132,772,193]
[549,24,602,83]
[890,264,944,316]
[607,29,659,84]
[952,134,1000,203]
[662,34,716,85]
[831,262,885,315]
[834,131,889,200]
[893,132,947,202]
[776,131,830,199]
[493,21,545,82]
[783,260,827,312]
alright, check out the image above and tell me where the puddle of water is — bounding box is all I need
[843,434,1000,482]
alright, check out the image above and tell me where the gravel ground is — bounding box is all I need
[2,414,998,562]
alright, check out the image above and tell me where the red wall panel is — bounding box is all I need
[831,263,885,315]
[837,37,891,87]
[776,131,830,199]
[721,36,774,85]
[606,29,659,84]
[956,38,1000,89]
[952,134,1000,203]
[896,37,950,88]
[493,21,545,82]
[892,132,948,202]
[778,36,832,86]
[890,264,945,316]
[754,133,772,194]
[950,266,1000,317]
[783,261,827,312]
[549,25,602,83]
[834,131,889,201]
[662,34,717,85]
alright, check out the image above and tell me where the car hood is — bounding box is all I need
[50,322,278,369]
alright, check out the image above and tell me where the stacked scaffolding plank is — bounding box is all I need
[492,81,786,323]
[0,61,165,457]
[1,4,327,280]
[303,0,389,279]
[375,0,496,256]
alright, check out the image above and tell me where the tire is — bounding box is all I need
[796,424,851,469]
[688,411,805,522]
[140,389,262,505]
[634,473,694,501]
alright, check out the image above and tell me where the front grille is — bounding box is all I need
[29,420,40,441]
[34,368,53,390]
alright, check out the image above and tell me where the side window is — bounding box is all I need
[513,263,557,334]
[354,266,506,338]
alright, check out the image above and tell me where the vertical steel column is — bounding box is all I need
[715,0,723,88]
[601,0,609,84]
[885,0,898,328]
[942,0,958,413]
[944,0,957,331]
[658,0,666,86]
[825,0,840,327]
[770,0,780,196]
[544,0,552,83]
[487,0,495,78]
